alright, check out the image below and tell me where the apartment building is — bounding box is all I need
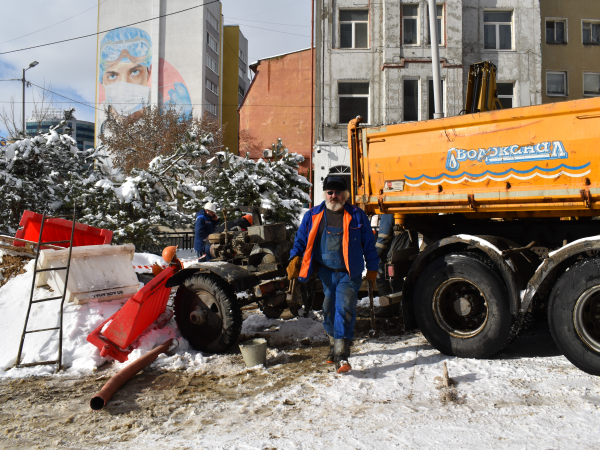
[313,0,542,200]
[95,0,224,143]
[540,0,600,103]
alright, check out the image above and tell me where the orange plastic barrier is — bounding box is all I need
[14,210,112,248]
[87,267,174,362]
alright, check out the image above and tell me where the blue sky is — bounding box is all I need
[0,0,311,140]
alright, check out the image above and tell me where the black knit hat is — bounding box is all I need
[323,176,347,191]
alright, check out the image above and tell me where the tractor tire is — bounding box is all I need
[548,258,600,376]
[174,273,242,354]
[413,252,520,358]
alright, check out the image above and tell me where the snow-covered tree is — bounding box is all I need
[202,139,311,230]
[0,109,89,234]
[257,139,311,230]
[71,128,213,252]
[99,106,222,173]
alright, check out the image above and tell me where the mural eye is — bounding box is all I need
[131,69,141,77]
[107,73,117,81]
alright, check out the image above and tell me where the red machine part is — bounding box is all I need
[87,266,175,362]
[14,210,113,248]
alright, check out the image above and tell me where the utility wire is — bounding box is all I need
[225,17,310,28]
[227,23,310,38]
[0,0,220,56]
[27,82,100,111]
[0,0,109,45]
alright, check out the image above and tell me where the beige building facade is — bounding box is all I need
[541,0,600,103]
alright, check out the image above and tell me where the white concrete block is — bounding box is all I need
[36,244,139,305]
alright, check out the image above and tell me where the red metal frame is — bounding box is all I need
[14,210,113,248]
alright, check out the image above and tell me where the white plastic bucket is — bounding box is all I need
[239,338,267,367]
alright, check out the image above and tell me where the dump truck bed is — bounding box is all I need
[352,97,600,218]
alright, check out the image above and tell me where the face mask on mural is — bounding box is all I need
[104,81,150,115]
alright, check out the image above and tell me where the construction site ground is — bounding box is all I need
[1,314,600,450]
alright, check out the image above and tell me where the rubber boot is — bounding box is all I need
[334,338,352,373]
[326,335,335,364]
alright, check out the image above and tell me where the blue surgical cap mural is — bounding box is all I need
[98,26,192,121]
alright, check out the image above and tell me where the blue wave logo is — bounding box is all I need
[444,141,568,172]
[405,162,590,182]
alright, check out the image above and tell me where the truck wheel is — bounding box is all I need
[548,258,600,376]
[413,252,517,358]
[174,274,242,354]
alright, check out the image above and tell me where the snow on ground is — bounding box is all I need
[0,256,325,378]
[1,250,600,448]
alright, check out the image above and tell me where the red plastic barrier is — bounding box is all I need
[87,266,174,362]
[14,210,112,248]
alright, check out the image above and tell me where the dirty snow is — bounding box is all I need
[0,257,328,378]
[1,250,600,448]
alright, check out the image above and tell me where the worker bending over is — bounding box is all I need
[287,176,378,373]
[195,202,220,262]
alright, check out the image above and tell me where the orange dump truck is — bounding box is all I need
[348,96,600,375]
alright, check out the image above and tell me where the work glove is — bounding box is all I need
[365,270,378,283]
[287,256,302,280]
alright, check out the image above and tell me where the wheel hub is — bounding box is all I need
[433,278,489,338]
[574,285,600,353]
[454,296,474,316]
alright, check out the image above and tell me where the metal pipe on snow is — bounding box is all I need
[89,338,176,411]
[427,0,443,119]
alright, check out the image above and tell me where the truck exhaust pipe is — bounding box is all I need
[90,338,177,411]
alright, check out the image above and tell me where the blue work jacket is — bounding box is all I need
[194,210,220,251]
[290,201,379,282]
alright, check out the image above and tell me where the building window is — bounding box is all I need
[238,85,245,97]
[582,21,600,45]
[484,11,512,50]
[546,19,566,43]
[239,66,246,79]
[584,73,600,96]
[207,11,219,30]
[547,71,567,96]
[427,79,444,119]
[403,5,419,45]
[205,101,217,116]
[206,79,218,96]
[338,82,369,123]
[239,49,245,61]
[206,54,219,74]
[207,32,219,54]
[339,10,368,49]
[427,5,444,45]
[403,79,419,122]
[496,82,514,108]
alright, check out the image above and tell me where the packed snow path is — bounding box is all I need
[1,251,599,448]
[1,326,599,449]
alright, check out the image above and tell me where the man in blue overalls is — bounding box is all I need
[287,176,379,373]
[194,202,220,262]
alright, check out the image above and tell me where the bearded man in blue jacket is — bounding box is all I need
[287,176,379,373]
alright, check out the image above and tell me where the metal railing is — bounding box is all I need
[158,232,195,250]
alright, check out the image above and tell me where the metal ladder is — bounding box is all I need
[15,203,77,371]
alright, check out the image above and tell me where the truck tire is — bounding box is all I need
[548,258,600,376]
[413,252,518,358]
[174,273,242,354]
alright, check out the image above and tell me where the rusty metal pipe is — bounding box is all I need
[90,338,176,411]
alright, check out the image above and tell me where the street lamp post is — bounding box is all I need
[22,61,39,136]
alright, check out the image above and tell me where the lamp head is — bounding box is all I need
[28,61,39,68]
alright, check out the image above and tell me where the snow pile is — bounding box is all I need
[0,253,328,378]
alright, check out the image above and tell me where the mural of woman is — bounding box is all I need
[98,26,192,123]
[99,27,153,121]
